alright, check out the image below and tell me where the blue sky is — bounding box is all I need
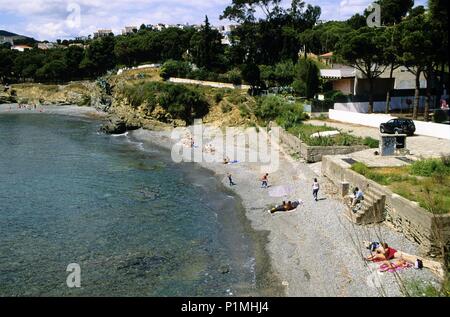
[0,0,427,41]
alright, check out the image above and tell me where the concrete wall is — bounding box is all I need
[322,155,450,256]
[169,78,251,90]
[329,109,450,140]
[334,97,427,113]
[277,125,367,163]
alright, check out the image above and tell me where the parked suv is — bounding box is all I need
[380,118,416,136]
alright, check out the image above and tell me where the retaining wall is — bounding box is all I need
[168,78,251,90]
[277,125,367,163]
[322,155,450,257]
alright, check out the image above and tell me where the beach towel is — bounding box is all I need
[379,261,413,273]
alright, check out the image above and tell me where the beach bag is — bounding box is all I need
[414,259,423,269]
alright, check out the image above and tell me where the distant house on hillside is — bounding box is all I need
[37,42,56,50]
[11,44,32,52]
[0,36,14,45]
[122,26,137,35]
[318,52,334,67]
[93,29,113,38]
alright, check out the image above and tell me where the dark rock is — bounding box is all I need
[219,265,230,274]
[101,118,127,134]
[100,116,141,135]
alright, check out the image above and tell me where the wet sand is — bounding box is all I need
[0,104,106,119]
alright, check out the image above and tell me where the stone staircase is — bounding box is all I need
[345,186,386,225]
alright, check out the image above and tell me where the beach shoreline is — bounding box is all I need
[1,108,441,296]
[129,127,441,297]
[0,104,107,119]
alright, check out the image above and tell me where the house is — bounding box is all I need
[320,62,434,112]
[37,42,56,50]
[11,44,32,52]
[0,36,14,46]
[93,29,113,38]
[320,67,356,95]
[122,26,137,35]
[318,52,334,67]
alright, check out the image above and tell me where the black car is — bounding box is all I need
[380,118,416,136]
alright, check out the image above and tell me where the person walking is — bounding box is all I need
[227,173,236,186]
[312,178,320,202]
[261,173,269,188]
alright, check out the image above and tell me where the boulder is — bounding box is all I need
[101,116,141,134]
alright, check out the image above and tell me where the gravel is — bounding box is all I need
[117,127,443,297]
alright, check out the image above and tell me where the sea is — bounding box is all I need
[0,113,279,296]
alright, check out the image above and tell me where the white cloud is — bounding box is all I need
[0,0,230,40]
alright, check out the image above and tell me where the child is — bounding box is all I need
[312,178,320,202]
[261,173,269,188]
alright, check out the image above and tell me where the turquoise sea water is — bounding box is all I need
[0,114,275,296]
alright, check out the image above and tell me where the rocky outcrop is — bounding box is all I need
[100,116,141,134]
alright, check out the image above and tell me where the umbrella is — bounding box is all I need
[269,185,294,198]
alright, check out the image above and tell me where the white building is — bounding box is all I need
[93,29,113,38]
[122,26,138,35]
[11,45,33,52]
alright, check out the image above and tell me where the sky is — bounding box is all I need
[0,0,427,41]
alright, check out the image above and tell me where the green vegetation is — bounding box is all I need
[404,279,444,297]
[0,0,447,123]
[122,82,210,124]
[351,158,450,214]
[287,124,379,148]
[254,95,308,129]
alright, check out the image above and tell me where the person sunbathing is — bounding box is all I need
[365,242,401,269]
[268,200,302,214]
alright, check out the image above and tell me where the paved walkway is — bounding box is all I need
[308,120,450,159]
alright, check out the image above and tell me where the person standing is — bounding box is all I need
[227,173,236,186]
[312,178,320,201]
[261,173,269,188]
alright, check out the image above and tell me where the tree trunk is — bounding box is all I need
[385,65,394,114]
[424,69,432,122]
[368,78,374,114]
[413,70,421,120]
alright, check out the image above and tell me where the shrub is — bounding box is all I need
[214,92,224,103]
[221,102,232,113]
[123,82,209,124]
[160,60,192,80]
[410,159,450,177]
[226,68,242,85]
[363,137,380,149]
[324,90,348,102]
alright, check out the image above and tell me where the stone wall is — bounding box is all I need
[277,126,367,163]
[322,155,450,257]
[168,77,251,90]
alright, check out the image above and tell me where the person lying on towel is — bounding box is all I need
[269,200,302,214]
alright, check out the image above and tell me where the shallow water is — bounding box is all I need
[0,114,272,296]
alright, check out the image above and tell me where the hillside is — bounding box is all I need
[0,30,36,44]
[4,68,258,133]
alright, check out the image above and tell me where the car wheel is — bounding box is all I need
[394,129,400,135]
[380,127,385,133]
